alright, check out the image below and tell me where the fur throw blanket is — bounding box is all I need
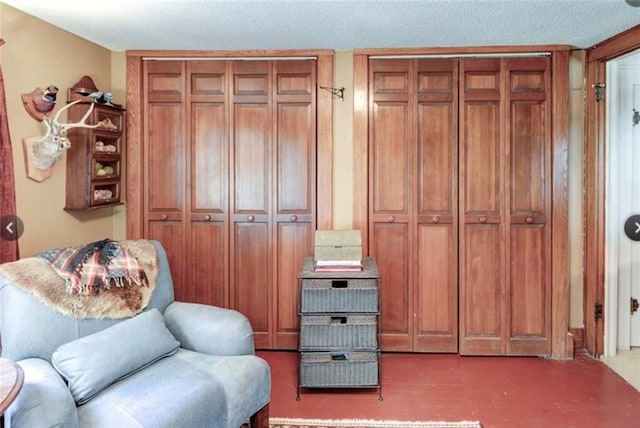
[0,239,159,319]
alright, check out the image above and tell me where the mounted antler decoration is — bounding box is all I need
[23,99,99,182]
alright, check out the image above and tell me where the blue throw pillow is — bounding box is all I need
[52,308,180,405]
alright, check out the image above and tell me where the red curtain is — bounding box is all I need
[0,39,20,263]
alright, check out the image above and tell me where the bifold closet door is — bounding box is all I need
[369,58,459,352]
[143,59,316,349]
[369,56,552,355]
[459,57,552,356]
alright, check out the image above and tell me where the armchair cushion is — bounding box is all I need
[163,301,255,356]
[51,308,180,405]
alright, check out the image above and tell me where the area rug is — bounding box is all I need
[269,418,482,428]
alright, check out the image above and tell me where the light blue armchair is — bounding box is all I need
[0,240,270,428]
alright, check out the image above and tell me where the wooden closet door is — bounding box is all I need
[142,58,317,349]
[459,57,551,356]
[414,59,459,352]
[505,57,551,356]
[144,60,188,300]
[369,59,414,351]
[272,60,316,349]
[459,58,505,355]
[230,61,272,348]
[187,61,229,308]
[369,58,459,352]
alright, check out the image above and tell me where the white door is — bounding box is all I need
[630,69,640,347]
[609,51,640,350]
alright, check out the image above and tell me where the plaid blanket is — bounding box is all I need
[36,239,148,295]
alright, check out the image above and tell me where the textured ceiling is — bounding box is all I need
[3,0,640,52]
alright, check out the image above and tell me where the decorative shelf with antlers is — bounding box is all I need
[63,76,126,210]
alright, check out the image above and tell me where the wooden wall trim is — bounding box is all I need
[588,24,640,62]
[354,45,571,57]
[126,55,143,239]
[126,49,334,58]
[551,49,571,359]
[583,59,602,356]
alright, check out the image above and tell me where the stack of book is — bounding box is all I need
[313,230,363,272]
[314,259,363,272]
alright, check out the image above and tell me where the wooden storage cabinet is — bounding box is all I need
[297,257,381,400]
[65,103,125,210]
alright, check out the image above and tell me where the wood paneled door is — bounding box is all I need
[459,57,552,356]
[138,58,317,349]
[368,55,553,356]
[369,58,459,353]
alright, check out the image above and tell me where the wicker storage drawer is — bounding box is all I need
[299,315,378,350]
[301,278,378,313]
[299,351,379,387]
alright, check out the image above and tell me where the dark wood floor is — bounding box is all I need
[257,350,640,428]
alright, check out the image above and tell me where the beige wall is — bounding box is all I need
[0,5,126,256]
[332,50,355,230]
[568,51,586,328]
[1,4,586,329]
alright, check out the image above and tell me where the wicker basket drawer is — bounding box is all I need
[299,351,379,387]
[301,278,378,313]
[300,315,378,350]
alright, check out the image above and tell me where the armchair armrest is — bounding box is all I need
[7,358,78,428]
[163,301,255,356]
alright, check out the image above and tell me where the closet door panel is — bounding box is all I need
[273,60,316,349]
[276,103,313,211]
[233,104,269,214]
[370,91,415,351]
[506,57,551,355]
[510,102,546,214]
[373,222,411,350]
[189,222,226,307]
[147,104,183,212]
[231,101,271,347]
[459,58,505,355]
[416,223,457,351]
[233,222,270,348]
[231,61,271,347]
[463,102,500,216]
[461,224,504,355]
[148,221,187,301]
[191,103,227,213]
[414,59,458,351]
[189,102,228,308]
[275,222,312,349]
[372,103,410,212]
[509,225,548,354]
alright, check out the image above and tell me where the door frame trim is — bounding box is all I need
[353,45,571,358]
[585,24,640,357]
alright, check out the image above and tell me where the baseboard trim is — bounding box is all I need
[569,327,585,356]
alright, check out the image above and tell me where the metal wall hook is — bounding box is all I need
[319,85,345,101]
